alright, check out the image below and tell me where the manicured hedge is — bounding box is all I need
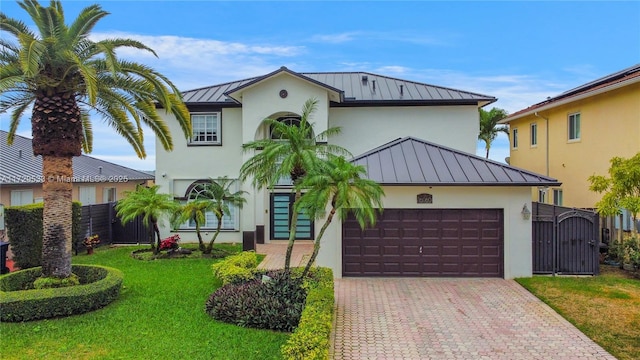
[5,202,82,269]
[0,264,123,322]
[281,267,335,360]
[211,251,258,285]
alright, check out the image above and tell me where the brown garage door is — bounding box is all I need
[342,209,504,277]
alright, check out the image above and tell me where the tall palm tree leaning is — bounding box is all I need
[297,156,384,278]
[0,0,190,278]
[478,107,509,159]
[240,98,349,270]
[116,185,180,255]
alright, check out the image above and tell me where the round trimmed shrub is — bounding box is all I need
[205,269,307,332]
[0,264,124,322]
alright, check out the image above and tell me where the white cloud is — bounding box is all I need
[90,32,305,90]
[375,66,411,75]
[310,31,449,46]
[311,32,360,44]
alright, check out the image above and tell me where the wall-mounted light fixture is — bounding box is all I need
[521,204,531,220]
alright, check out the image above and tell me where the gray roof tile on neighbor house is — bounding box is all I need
[181,67,496,106]
[0,131,154,185]
[351,137,561,186]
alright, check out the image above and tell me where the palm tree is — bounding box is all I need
[478,107,509,159]
[0,1,190,278]
[296,156,384,277]
[195,177,247,254]
[172,199,214,252]
[240,98,349,270]
[116,185,180,254]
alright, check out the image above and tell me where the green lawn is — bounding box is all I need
[517,266,640,360]
[1,246,287,360]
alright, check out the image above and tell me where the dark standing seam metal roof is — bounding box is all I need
[180,67,496,106]
[0,131,154,185]
[351,137,561,186]
[501,63,640,123]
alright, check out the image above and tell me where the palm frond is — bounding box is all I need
[80,109,92,153]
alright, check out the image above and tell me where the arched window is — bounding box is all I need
[178,180,239,230]
[270,116,302,139]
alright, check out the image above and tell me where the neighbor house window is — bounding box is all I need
[512,128,519,149]
[530,123,538,146]
[103,187,117,203]
[538,188,547,203]
[190,113,221,145]
[568,113,581,141]
[10,190,33,206]
[79,186,96,205]
[179,181,239,230]
[553,189,563,206]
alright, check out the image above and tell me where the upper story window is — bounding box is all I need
[512,128,519,149]
[270,117,301,139]
[568,113,581,141]
[530,123,538,146]
[553,189,563,206]
[190,113,221,145]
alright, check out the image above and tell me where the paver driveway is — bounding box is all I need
[332,278,615,360]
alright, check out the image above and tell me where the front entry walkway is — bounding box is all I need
[332,278,615,360]
[255,241,313,270]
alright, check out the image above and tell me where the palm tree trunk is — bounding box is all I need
[195,221,205,252]
[41,155,73,278]
[485,146,490,159]
[31,92,83,279]
[206,215,223,254]
[284,189,302,270]
[302,207,335,278]
[153,221,161,254]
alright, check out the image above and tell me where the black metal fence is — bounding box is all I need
[79,202,146,250]
[532,202,600,275]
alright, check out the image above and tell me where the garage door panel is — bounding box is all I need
[343,209,503,277]
[383,245,401,255]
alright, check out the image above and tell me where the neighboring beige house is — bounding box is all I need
[156,67,559,279]
[0,130,154,209]
[499,64,640,210]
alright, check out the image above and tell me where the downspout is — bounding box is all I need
[534,112,549,177]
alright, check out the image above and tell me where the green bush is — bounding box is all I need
[0,264,123,322]
[205,269,307,332]
[211,251,258,285]
[281,267,335,360]
[33,273,80,289]
[5,202,82,269]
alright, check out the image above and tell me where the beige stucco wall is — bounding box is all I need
[508,82,640,208]
[316,186,533,279]
[0,181,144,206]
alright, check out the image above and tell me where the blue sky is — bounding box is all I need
[1,0,639,170]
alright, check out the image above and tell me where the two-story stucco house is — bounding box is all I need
[499,64,640,213]
[156,67,559,279]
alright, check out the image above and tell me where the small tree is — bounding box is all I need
[589,152,640,236]
[172,199,213,252]
[116,185,179,254]
[296,156,384,277]
[478,107,509,159]
[197,177,247,254]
